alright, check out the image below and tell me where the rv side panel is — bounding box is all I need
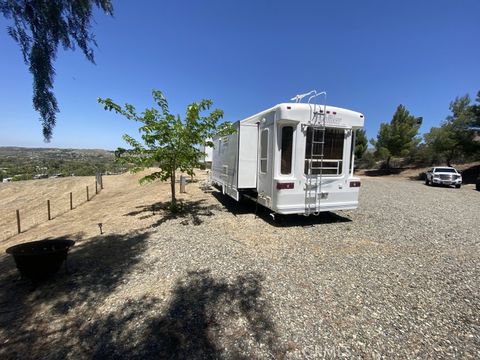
[237,124,258,189]
[211,122,240,200]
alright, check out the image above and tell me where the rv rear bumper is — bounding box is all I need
[274,201,359,215]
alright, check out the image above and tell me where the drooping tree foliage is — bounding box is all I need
[1,0,113,141]
[98,90,234,211]
[424,92,480,166]
[371,104,422,168]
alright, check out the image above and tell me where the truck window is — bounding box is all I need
[260,129,268,173]
[280,126,293,175]
[305,127,344,176]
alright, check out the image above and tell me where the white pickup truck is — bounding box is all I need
[425,167,462,188]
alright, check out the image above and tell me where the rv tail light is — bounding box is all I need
[350,181,361,188]
[277,182,294,190]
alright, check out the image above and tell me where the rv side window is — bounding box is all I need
[305,127,344,176]
[280,126,293,175]
[260,129,268,173]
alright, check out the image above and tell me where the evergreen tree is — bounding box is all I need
[424,92,480,165]
[355,129,368,160]
[371,105,422,168]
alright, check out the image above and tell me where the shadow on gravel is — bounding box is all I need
[124,199,222,227]
[362,168,404,176]
[0,231,149,358]
[212,191,351,227]
[90,270,283,359]
[0,249,283,359]
[458,164,479,184]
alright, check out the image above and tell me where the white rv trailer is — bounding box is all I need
[211,102,364,215]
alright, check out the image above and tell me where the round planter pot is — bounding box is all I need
[6,239,75,280]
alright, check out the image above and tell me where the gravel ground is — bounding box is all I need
[0,176,479,359]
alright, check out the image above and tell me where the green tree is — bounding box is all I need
[371,104,422,168]
[471,91,480,126]
[354,129,368,160]
[98,90,233,211]
[1,0,113,141]
[424,93,480,165]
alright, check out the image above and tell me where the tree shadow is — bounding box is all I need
[363,168,404,176]
[1,248,283,358]
[211,191,352,227]
[88,270,283,359]
[0,231,150,357]
[123,199,222,227]
[409,171,426,181]
[459,164,479,184]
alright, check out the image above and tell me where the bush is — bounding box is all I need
[356,151,376,169]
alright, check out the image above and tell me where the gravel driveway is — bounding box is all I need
[0,177,478,359]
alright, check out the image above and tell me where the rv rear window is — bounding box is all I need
[280,126,293,175]
[260,129,268,173]
[305,127,344,176]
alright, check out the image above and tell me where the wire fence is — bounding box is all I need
[0,174,103,242]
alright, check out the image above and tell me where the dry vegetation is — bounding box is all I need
[0,176,99,241]
[0,170,199,252]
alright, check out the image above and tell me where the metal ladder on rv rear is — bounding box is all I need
[304,95,327,216]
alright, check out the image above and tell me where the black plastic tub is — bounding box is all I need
[6,239,75,280]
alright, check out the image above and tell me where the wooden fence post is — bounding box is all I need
[70,192,73,210]
[47,200,51,220]
[96,172,103,190]
[16,209,21,234]
[95,181,98,195]
[86,186,90,201]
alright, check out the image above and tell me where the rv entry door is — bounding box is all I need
[257,123,273,206]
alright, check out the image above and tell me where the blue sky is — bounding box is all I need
[0,0,479,150]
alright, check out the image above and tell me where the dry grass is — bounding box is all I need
[0,170,208,253]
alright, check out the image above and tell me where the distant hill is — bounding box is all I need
[0,146,114,158]
[0,147,126,181]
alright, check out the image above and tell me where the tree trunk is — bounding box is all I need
[386,156,391,169]
[447,149,454,167]
[170,170,176,211]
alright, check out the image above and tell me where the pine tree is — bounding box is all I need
[371,105,422,168]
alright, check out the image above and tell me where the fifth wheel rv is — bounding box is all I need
[211,92,365,216]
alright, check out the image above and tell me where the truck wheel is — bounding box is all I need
[425,178,429,185]
[455,184,461,189]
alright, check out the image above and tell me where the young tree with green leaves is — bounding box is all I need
[371,104,422,168]
[1,0,113,141]
[98,90,233,211]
